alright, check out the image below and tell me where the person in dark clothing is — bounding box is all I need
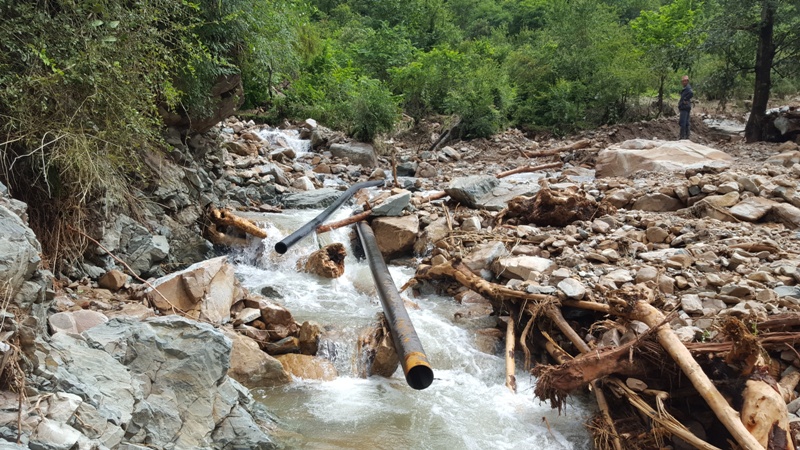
[678,75,693,140]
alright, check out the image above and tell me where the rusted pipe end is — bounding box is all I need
[403,352,434,390]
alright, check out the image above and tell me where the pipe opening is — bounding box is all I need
[274,242,288,254]
[406,365,434,390]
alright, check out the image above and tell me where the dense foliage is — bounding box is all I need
[1,0,799,263]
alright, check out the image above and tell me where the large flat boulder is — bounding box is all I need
[596,140,732,178]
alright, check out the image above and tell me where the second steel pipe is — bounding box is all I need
[275,179,384,254]
[356,221,434,390]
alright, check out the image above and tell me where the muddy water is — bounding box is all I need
[231,207,593,449]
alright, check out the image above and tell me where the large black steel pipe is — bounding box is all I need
[275,180,384,254]
[356,221,434,390]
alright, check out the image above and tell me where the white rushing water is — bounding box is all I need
[232,205,593,449]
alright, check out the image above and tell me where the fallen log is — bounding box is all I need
[523,139,592,158]
[496,162,562,179]
[413,190,448,205]
[208,207,267,238]
[685,331,800,353]
[416,262,558,309]
[532,337,647,402]
[779,368,800,403]
[316,210,372,233]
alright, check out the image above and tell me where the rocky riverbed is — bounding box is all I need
[2,113,800,449]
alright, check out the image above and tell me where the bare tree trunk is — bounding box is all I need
[656,74,665,118]
[745,0,777,142]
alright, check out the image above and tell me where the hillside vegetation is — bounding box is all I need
[0,0,798,266]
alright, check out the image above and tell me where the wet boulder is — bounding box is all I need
[371,215,419,260]
[224,329,291,388]
[276,354,338,381]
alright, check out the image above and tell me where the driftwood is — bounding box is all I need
[417,262,558,308]
[506,186,615,227]
[522,139,591,158]
[503,316,517,393]
[741,373,796,450]
[316,210,372,233]
[205,223,248,247]
[495,162,562,179]
[208,207,267,238]
[610,288,766,450]
[533,336,646,400]
[299,243,346,278]
[356,314,399,378]
[413,190,449,205]
[542,305,623,450]
[606,377,722,450]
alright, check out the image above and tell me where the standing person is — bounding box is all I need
[678,75,693,140]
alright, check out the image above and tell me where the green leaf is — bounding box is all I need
[102,36,117,43]
[90,20,104,27]
[107,21,120,29]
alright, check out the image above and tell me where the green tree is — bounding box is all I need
[704,0,800,141]
[631,0,705,116]
[508,0,648,133]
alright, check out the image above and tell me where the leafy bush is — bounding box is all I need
[390,45,513,137]
[285,53,401,142]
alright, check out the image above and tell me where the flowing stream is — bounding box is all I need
[230,204,594,449]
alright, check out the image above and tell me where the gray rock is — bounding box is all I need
[463,242,510,273]
[557,278,586,300]
[774,285,800,299]
[211,404,277,450]
[632,193,683,212]
[0,204,42,306]
[97,215,169,277]
[281,188,341,209]
[397,161,418,177]
[493,255,554,280]
[445,176,500,209]
[46,332,137,426]
[460,216,481,232]
[371,191,411,216]
[329,142,378,167]
[680,294,703,315]
[29,418,81,450]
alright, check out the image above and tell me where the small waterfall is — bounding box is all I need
[256,127,312,155]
